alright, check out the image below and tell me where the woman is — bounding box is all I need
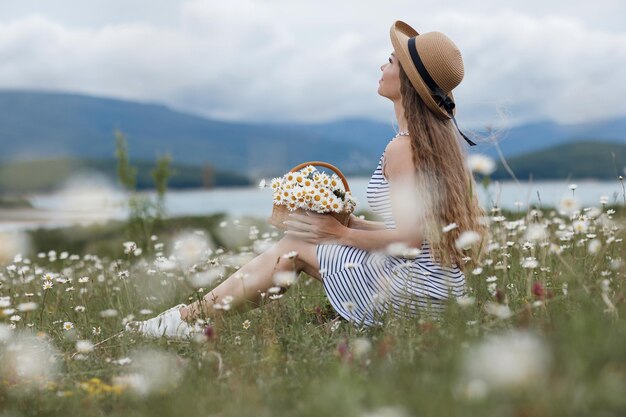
[126,20,487,339]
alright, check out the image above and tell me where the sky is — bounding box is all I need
[1,0,625,129]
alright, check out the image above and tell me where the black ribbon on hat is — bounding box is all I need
[407,36,476,146]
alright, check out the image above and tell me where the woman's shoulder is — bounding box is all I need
[384,135,412,157]
[383,135,414,179]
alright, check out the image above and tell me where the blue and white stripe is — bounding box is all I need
[316,137,466,326]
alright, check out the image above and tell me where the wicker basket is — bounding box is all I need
[269,161,353,230]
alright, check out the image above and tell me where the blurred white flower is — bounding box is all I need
[460,330,550,393]
[484,302,512,319]
[524,224,548,241]
[467,154,496,176]
[351,337,372,359]
[172,231,214,268]
[572,219,589,234]
[17,302,38,312]
[62,322,74,331]
[385,242,421,259]
[521,257,539,269]
[588,239,601,254]
[0,231,31,265]
[442,223,458,233]
[76,340,94,353]
[188,266,225,289]
[361,406,410,417]
[455,231,481,250]
[123,241,137,254]
[559,197,580,215]
[0,332,60,388]
[99,309,118,318]
[456,296,475,308]
[273,271,297,287]
[117,349,184,396]
[258,178,267,189]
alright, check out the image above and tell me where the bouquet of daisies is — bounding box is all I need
[264,162,357,228]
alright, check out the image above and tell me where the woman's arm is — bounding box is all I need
[340,226,422,251]
[348,214,387,231]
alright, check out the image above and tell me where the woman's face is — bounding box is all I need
[378,51,401,101]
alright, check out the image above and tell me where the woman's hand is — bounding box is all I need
[282,212,349,245]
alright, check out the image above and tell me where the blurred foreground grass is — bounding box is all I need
[0,205,624,417]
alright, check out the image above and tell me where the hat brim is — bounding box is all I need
[390,20,455,120]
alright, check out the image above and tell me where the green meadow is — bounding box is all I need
[0,203,624,417]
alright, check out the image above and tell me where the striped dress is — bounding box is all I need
[315,136,466,326]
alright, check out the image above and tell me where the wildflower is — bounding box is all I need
[460,330,550,393]
[234,335,241,345]
[568,184,577,190]
[524,224,548,241]
[521,257,539,269]
[532,281,545,298]
[76,340,94,353]
[559,197,580,214]
[588,239,601,254]
[467,154,496,175]
[351,337,372,359]
[17,302,38,312]
[572,219,588,234]
[484,302,512,319]
[118,270,129,279]
[242,320,251,330]
[471,267,483,276]
[74,306,86,313]
[63,322,74,331]
[10,315,21,322]
[455,231,481,250]
[92,326,101,336]
[123,241,137,254]
[78,276,90,283]
[42,280,53,290]
[258,178,266,189]
[456,296,475,308]
[274,270,298,288]
[99,309,118,318]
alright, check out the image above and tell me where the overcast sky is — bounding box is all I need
[1,0,625,129]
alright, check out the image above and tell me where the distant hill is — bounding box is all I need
[490,141,626,180]
[0,89,624,180]
[0,158,251,193]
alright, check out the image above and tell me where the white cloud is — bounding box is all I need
[0,0,625,128]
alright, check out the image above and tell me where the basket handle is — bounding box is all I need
[289,161,350,192]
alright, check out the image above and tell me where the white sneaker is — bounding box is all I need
[125,304,197,340]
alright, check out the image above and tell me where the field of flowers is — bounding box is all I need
[0,201,624,417]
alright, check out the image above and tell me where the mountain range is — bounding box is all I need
[0,89,624,180]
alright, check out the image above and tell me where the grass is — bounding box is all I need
[0,205,624,417]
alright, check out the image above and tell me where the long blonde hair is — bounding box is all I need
[398,65,489,269]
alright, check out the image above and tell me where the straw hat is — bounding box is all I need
[390,20,476,146]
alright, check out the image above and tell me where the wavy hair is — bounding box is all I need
[397,65,489,269]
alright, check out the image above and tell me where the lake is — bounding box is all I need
[1,178,624,232]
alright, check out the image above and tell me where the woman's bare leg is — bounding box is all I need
[180,235,322,321]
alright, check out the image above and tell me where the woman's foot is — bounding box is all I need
[125,304,198,340]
